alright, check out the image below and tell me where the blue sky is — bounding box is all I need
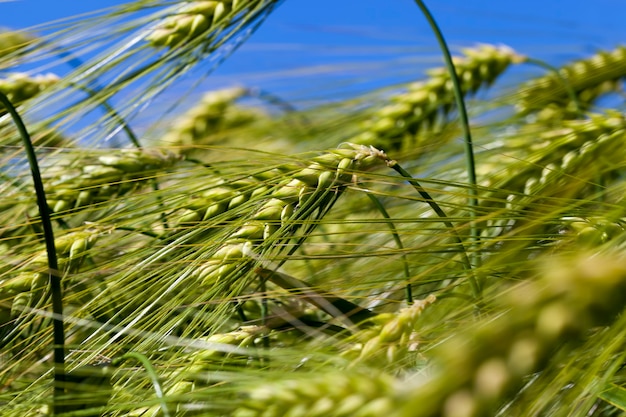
[3,1,623,51]
[2,0,625,104]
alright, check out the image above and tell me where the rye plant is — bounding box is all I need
[0,2,625,416]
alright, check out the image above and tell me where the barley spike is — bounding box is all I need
[351,44,523,151]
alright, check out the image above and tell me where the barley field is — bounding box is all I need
[1,1,625,416]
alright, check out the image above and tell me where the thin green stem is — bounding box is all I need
[413,0,480,270]
[69,84,142,148]
[260,280,270,352]
[388,161,480,300]
[30,39,171,230]
[114,225,162,239]
[112,352,171,417]
[69,83,170,230]
[0,92,66,414]
[42,39,142,147]
[247,87,311,128]
[365,193,413,304]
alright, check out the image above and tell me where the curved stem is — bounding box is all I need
[246,87,311,128]
[365,193,413,304]
[69,83,142,148]
[42,40,142,147]
[387,160,480,300]
[114,225,162,240]
[69,82,170,229]
[112,352,171,417]
[0,92,66,413]
[413,0,480,270]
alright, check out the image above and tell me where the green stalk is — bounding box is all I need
[112,352,171,417]
[0,92,66,414]
[388,160,480,300]
[413,0,480,271]
[260,280,270,352]
[37,36,172,230]
[247,87,311,128]
[70,82,170,229]
[365,193,413,304]
[599,383,626,412]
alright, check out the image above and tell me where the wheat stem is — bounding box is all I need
[365,192,413,304]
[0,91,66,414]
[388,160,480,299]
[112,352,171,417]
[413,0,481,280]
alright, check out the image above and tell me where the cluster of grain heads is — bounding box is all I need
[173,176,273,228]
[187,144,389,292]
[46,148,180,213]
[146,0,278,49]
[232,250,626,417]
[0,29,32,58]
[0,225,111,346]
[558,216,625,247]
[351,44,524,151]
[162,87,263,151]
[517,46,626,118]
[394,251,626,417]
[184,325,265,376]
[234,371,398,417]
[341,295,436,366]
[514,118,625,205]
[34,225,112,272]
[480,112,626,243]
[487,111,626,188]
[0,72,59,113]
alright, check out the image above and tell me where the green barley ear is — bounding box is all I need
[145,1,227,48]
[146,0,279,49]
[234,371,397,417]
[341,295,436,367]
[516,46,626,117]
[184,325,265,375]
[510,116,626,211]
[351,44,524,151]
[0,225,114,371]
[481,111,626,242]
[0,73,59,114]
[45,148,180,214]
[558,216,624,247]
[161,87,264,151]
[184,144,389,295]
[0,28,33,58]
[2,225,111,318]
